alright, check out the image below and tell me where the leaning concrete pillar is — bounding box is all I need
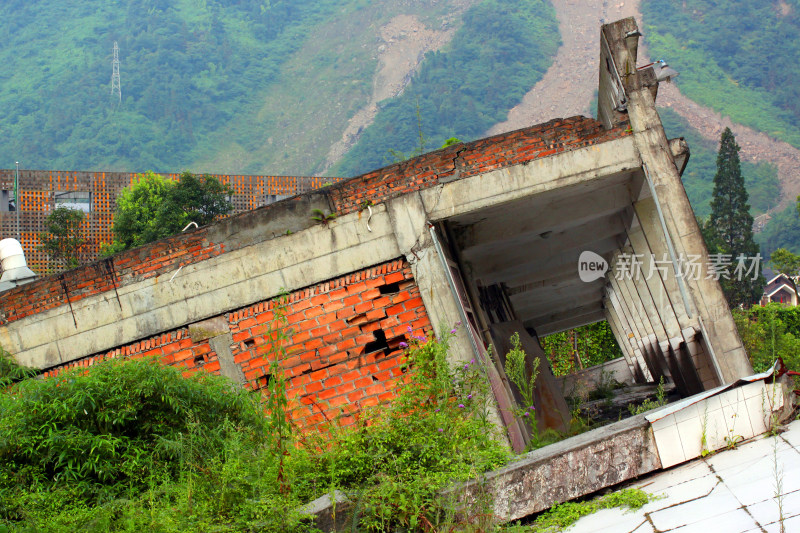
[603,17,750,383]
[605,288,652,382]
[602,305,638,378]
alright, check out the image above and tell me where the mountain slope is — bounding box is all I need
[0,0,558,178]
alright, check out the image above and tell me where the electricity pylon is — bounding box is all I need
[111,41,121,103]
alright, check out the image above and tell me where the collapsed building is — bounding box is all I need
[1,18,774,520]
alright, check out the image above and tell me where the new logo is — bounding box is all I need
[578,251,608,282]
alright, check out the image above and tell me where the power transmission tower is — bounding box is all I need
[111,41,121,103]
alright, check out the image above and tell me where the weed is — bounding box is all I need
[773,432,786,533]
[724,434,744,450]
[522,488,653,532]
[504,332,541,442]
[310,208,337,225]
[0,346,37,387]
[762,370,783,437]
[627,377,667,416]
[700,405,712,457]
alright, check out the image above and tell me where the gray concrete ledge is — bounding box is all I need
[448,414,660,523]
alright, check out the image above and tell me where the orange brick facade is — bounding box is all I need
[41,259,430,431]
[0,169,342,273]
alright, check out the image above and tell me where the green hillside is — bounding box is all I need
[0,0,558,177]
[642,0,800,256]
[331,0,559,176]
[659,108,780,219]
[641,0,800,150]
[1,0,345,172]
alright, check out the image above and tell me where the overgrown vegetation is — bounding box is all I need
[0,323,510,531]
[103,170,232,253]
[504,488,653,532]
[540,321,623,377]
[642,0,800,151]
[627,377,667,416]
[733,303,800,378]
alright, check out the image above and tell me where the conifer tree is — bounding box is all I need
[708,127,764,307]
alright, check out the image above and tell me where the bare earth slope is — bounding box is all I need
[489,0,800,209]
[322,14,459,171]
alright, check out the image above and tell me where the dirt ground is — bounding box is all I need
[323,2,476,170]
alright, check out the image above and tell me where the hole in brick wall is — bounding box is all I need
[365,330,408,358]
[256,373,274,389]
[194,354,206,366]
[379,282,401,295]
[243,339,255,349]
[364,329,388,355]
[387,335,408,351]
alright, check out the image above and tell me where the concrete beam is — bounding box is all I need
[450,414,660,523]
[465,215,627,277]
[421,136,641,223]
[526,303,606,328]
[475,235,623,286]
[455,182,633,258]
[530,310,607,336]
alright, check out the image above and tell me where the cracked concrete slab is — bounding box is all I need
[567,419,800,532]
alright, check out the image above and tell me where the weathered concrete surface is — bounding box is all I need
[568,419,800,532]
[449,414,661,523]
[558,356,634,398]
[298,490,354,532]
[4,135,640,371]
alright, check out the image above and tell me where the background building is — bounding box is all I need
[0,169,342,273]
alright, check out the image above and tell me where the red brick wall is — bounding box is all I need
[0,116,629,328]
[328,116,631,215]
[41,259,430,432]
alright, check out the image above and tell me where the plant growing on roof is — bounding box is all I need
[310,208,336,225]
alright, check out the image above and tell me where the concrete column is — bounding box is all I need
[633,192,731,389]
[626,88,751,384]
[619,271,673,384]
[605,288,652,382]
[626,220,684,341]
[608,269,662,381]
[602,306,638,378]
[625,221,706,393]
[386,192,522,450]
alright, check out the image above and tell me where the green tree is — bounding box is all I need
[37,206,86,271]
[105,171,233,253]
[106,171,174,253]
[158,171,234,230]
[708,127,764,307]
